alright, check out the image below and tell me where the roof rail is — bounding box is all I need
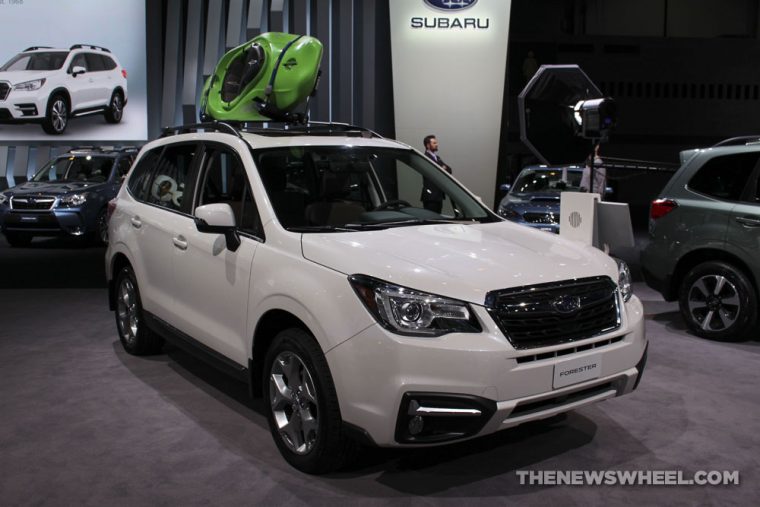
[24,46,54,52]
[69,44,111,53]
[160,121,243,138]
[66,146,138,154]
[712,136,760,147]
[235,121,383,138]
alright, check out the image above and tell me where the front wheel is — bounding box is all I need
[114,266,164,355]
[263,328,356,474]
[93,207,109,245]
[105,91,124,124]
[678,261,757,341]
[42,95,69,135]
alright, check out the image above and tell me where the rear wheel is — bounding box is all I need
[678,261,757,341]
[4,232,33,247]
[264,328,356,474]
[115,266,164,355]
[105,91,124,124]
[42,95,69,135]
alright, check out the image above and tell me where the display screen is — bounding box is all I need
[0,0,147,141]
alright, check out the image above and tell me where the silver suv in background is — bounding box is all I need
[642,136,760,341]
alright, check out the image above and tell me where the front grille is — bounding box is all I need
[11,196,56,210]
[523,212,558,224]
[486,276,621,349]
[0,81,9,101]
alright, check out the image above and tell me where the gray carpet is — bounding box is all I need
[0,242,758,505]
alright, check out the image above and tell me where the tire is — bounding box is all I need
[105,91,124,124]
[92,207,109,245]
[4,232,33,247]
[114,266,164,355]
[42,94,69,135]
[263,328,356,474]
[678,261,757,341]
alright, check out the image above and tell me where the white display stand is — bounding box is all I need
[560,192,634,252]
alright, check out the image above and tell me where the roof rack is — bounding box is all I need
[712,136,760,147]
[66,146,138,154]
[161,120,383,140]
[69,44,111,53]
[24,46,54,52]
[160,121,243,138]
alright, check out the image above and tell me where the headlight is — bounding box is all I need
[0,193,8,205]
[349,274,481,337]
[498,206,520,220]
[616,258,633,302]
[58,193,87,207]
[13,78,46,91]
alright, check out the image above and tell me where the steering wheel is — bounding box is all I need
[374,199,412,211]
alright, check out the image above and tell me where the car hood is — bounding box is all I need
[6,181,105,196]
[0,70,52,84]
[301,221,618,305]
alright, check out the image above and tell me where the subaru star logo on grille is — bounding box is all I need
[551,295,582,314]
[424,0,477,11]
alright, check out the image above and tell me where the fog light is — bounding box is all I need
[70,227,84,236]
[408,415,424,435]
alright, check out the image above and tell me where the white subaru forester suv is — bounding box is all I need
[0,45,127,135]
[106,122,647,474]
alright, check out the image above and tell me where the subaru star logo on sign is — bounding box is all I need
[424,0,478,10]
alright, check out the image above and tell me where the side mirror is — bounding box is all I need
[71,66,86,77]
[500,183,511,192]
[194,203,240,251]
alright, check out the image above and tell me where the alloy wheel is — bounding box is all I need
[97,211,109,244]
[686,274,741,332]
[111,94,123,121]
[51,99,67,133]
[116,277,139,345]
[269,351,319,455]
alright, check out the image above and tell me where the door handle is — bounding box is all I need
[130,217,142,229]
[735,216,760,227]
[173,236,188,250]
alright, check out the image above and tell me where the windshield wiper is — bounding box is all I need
[343,218,466,229]
[287,225,363,233]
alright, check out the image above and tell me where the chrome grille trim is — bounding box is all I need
[485,276,621,350]
[10,196,57,211]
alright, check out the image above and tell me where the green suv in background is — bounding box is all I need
[642,137,760,341]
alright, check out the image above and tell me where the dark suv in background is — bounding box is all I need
[0,146,136,246]
[641,137,760,341]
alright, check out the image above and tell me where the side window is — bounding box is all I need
[101,55,117,71]
[688,153,760,201]
[116,156,134,182]
[85,53,106,72]
[127,148,162,201]
[145,144,197,211]
[197,147,262,236]
[69,54,87,72]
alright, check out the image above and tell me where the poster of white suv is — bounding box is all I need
[106,122,647,474]
[0,45,127,135]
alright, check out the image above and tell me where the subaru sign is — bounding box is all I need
[424,0,478,11]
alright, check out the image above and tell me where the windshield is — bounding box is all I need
[32,156,113,183]
[252,146,498,231]
[512,168,583,193]
[1,51,68,71]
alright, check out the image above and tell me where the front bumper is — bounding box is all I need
[0,207,92,236]
[0,87,48,122]
[326,295,647,447]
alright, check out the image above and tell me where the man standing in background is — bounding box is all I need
[421,134,453,213]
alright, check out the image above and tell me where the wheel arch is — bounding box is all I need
[47,88,72,110]
[671,248,758,299]
[250,309,312,397]
[108,252,133,311]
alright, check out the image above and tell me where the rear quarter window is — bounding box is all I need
[687,152,760,201]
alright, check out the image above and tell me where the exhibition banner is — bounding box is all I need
[389,0,511,206]
[0,0,148,141]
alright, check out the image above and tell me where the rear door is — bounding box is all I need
[170,142,262,365]
[727,155,760,277]
[122,143,200,322]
